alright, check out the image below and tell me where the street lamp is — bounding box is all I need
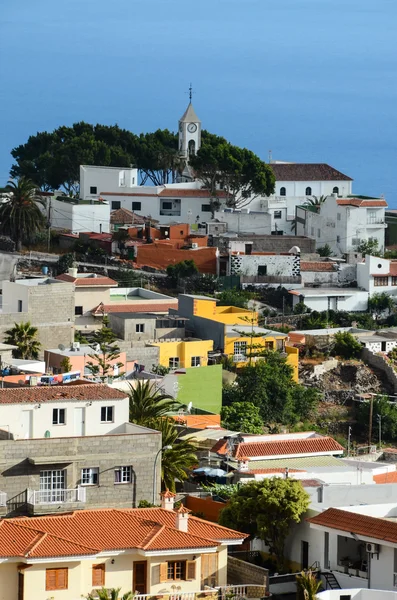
[153,445,172,504]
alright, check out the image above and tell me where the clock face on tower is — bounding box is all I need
[187,123,197,133]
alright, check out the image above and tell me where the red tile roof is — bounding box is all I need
[233,437,344,459]
[110,208,146,225]
[270,163,352,182]
[56,274,118,286]
[300,262,336,272]
[374,472,397,484]
[307,507,397,544]
[211,439,229,455]
[0,508,246,558]
[91,301,177,315]
[0,384,127,405]
[246,468,306,475]
[336,198,387,207]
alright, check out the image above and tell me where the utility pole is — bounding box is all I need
[377,414,382,449]
[282,296,285,329]
[47,198,51,252]
[368,396,374,449]
[347,425,352,457]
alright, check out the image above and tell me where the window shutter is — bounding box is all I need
[57,568,68,590]
[92,564,105,586]
[186,560,196,580]
[159,562,168,583]
[46,569,57,591]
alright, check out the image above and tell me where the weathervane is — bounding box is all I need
[187,83,193,102]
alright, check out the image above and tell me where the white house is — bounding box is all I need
[0,384,129,440]
[50,194,111,234]
[289,287,370,313]
[80,165,139,200]
[357,254,397,296]
[295,195,387,255]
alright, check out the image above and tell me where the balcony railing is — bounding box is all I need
[233,354,247,363]
[27,486,86,505]
[134,586,267,600]
[367,219,385,225]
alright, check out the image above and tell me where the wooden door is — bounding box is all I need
[133,561,147,594]
[18,572,24,600]
[301,541,309,570]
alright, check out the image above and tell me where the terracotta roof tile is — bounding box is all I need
[0,384,126,405]
[56,274,118,286]
[245,468,306,475]
[336,198,387,207]
[110,208,146,225]
[92,301,177,315]
[211,439,229,455]
[234,437,344,459]
[270,163,352,182]
[307,507,397,544]
[300,262,336,272]
[0,508,246,558]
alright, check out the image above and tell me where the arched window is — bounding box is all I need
[188,140,196,156]
[333,186,339,194]
[305,187,312,196]
[280,187,286,196]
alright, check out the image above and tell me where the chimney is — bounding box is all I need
[238,457,249,472]
[160,490,176,511]
[68,267,78,278]
[175,504,191,532]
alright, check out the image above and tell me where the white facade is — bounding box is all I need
[228,252,300,279]
[296,195,387,255]
[50,196,110,234]
[178,101,201,158]
[357,255,397,296]
[214,210,271,235]
[0,391,129,440]
[2,278,65,314]
[290,287,369,312]
[318,590,397,600]
[80,165,139,199]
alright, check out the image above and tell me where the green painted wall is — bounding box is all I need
[176,365,222,414]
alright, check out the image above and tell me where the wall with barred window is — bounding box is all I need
[0,428,161,517]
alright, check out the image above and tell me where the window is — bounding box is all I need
[265,341,274,349]
[101,406,114,422]
[305,187,312,196]
[374,276,388,287]
[337,213,341,221]
[280,187,286,196]
[392,277,397,286]
[333,187,339,194]
[317,229,321,238]
[18,300,22,312]
[81,467,99,486]
[40,470,66,502]
[169,357,180,368]
[160,561,196,582]
[258,265,267,276]
[132,201,141,211]
[114,466,132,484]
[92,564,105,587]
[311,227,314,236]
[191,356,201,367]
[75,306,83,315]
[234,341,247,355]
[46,568,68,591]
[136,323,145,333]
[90,186,97,195]
[111,200,121,210]
[201,204,211,212]
[162,201,172,210]
[336,235,340,243]
[52,408,66,425]
[274,210,282,219]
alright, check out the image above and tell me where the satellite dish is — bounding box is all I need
[58,344,65,351]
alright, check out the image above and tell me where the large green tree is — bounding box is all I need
[128,380,178,426]
[85,317,123,381]
[0,178,46,250]
[368,292,395,320]
[219,478,310,571]
[4,321,41,359]
[226,352,319,424]
[189,135,275,209]
[221,402,263,434]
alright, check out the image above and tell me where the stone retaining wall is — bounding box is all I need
[361,348,397,394]
[227,556,269,588]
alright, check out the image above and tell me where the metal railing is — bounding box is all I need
[27,486,86,505]
[134,586,265,600]
[233,354,247,363]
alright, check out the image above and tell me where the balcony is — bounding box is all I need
[27,486,86,506]
[367,219,386,227]
[134,586,267,600]
[233,354,247,363]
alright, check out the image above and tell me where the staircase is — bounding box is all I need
[323,572,341,589]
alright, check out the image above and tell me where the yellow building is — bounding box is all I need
[149,339,214,369]
[0,495,250,600]
[177,294,299,381]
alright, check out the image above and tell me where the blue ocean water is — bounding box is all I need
[1,0,396,203]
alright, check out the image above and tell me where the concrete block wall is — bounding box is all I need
[0,430,162,516]
[227,556,269,587]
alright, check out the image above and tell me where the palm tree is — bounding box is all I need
[154,418,198,492]
[128,380,179,427]
[86,588,134,600]
[304,195,327,209]
[296,570,322,600]
[0,178,46,250]
[4,321,41,359]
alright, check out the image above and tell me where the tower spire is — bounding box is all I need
[188,83,193,102]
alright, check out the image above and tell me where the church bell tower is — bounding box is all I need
[178,85,201,159]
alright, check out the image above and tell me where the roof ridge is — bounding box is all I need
[140,523,166,549]
[23,531,47,556]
